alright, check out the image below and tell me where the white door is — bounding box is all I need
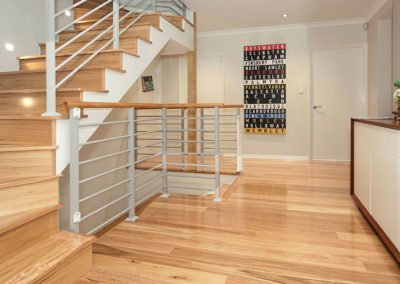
[197,54,224,103]
[311,47,367,161]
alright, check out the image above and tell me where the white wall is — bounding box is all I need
[0,0,73,72]
[197,22,367,158]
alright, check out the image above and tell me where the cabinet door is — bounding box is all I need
[371,148,399,247]
[354,140,371,212]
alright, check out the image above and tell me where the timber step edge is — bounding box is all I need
[0,231,95,284]
[0,204,63,236]
[0,174,62,190]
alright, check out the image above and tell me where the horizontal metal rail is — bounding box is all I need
[166,129,215,133]
[135,118,162,122]
[56,22,114,70]
[87,207,130,235]
[134,164,163,178]
[135,175,163,192]
[166,173,215,179]
[136,187,161,206]
[55,0,112,35]
[55,0,87,18]
[119,0,147,22]
[120,6,151,36]
[167,185,214,191]
[157,5,181,15]
[79,135,129,146]
[81,192,131,222]
[167,152,214,156]
[167,139,215,143]
[80,120,129,127]
[135,141,163,150]
[79,149,130,165]
[134,130,163,137]
[56,9,114,53]
[134,152,162,164]
[79,178,131,203]
[56,35,115,88]
[79,164,129,184]
[165,162,215,167]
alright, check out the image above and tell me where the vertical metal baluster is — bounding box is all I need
[200,108,205,171]
[180,108,185,170]
[236,107,243,173]
[161,107,169,197]
[214,107,221,202]
[113,0,119,49]
[183,3,187,18]
[127,107,138,221]
[43,0,60,116]
[69,108,81,232]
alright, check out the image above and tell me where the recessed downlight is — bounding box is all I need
[5,43,14,51]
[282,14,288,18]
[65,10,71,17]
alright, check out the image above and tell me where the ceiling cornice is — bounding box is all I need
[365,0,389,21]
[197,18,367,38]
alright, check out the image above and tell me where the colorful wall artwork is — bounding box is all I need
[244,44,286,134]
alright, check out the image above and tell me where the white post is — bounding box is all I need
[113,0,120,49]
[69,108,81,232]
[127,107,138,221]
[161,107,169,197]
[236,107,243,173]
[43,0,60,116]
[214,107,221,202]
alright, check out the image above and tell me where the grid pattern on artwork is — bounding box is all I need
[244,44,287,134]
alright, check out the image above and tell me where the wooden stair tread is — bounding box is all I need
[21,48,123,59]
[0,145,57,152]
[0,204,62,236]
[75,12,162,24]
[0,231,95,284]
[20,48,141,60]
[61,21,162,35]
[0,67,126,75]
[0,175,62,190]
[0,88,109,94]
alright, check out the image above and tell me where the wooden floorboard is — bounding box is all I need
[78,159,400,283]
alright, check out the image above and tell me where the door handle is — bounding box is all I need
[313,105,323,110]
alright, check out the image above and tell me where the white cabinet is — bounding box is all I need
[353,121,400,252]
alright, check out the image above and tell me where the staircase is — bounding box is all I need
[0,0,194,282]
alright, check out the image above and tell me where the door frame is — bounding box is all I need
[309,43,368,161]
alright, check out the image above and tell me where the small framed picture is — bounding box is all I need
[142,76,154,92]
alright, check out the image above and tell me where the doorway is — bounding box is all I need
[311,46,367,161]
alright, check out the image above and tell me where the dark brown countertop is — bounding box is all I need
[352,118,400,131]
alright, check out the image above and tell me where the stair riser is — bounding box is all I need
[0,69,105,90]
[0,149,55,178]
[39,245,92,283]
[57,24,150,42]
[0,119,55,146]
[20,51,123,71]
[0,91,82,117]
[0,210,58,262]
[74,14,161,31]
[74,8,129,21]
[0,179,59,217]
[40,38,137,55]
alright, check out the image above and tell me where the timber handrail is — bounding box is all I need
[64,101,243,110]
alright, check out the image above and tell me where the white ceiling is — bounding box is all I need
[183,0,387,32]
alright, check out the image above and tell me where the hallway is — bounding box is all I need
[79,159,400,283]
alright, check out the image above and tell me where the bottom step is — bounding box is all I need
[0,231,95,284]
